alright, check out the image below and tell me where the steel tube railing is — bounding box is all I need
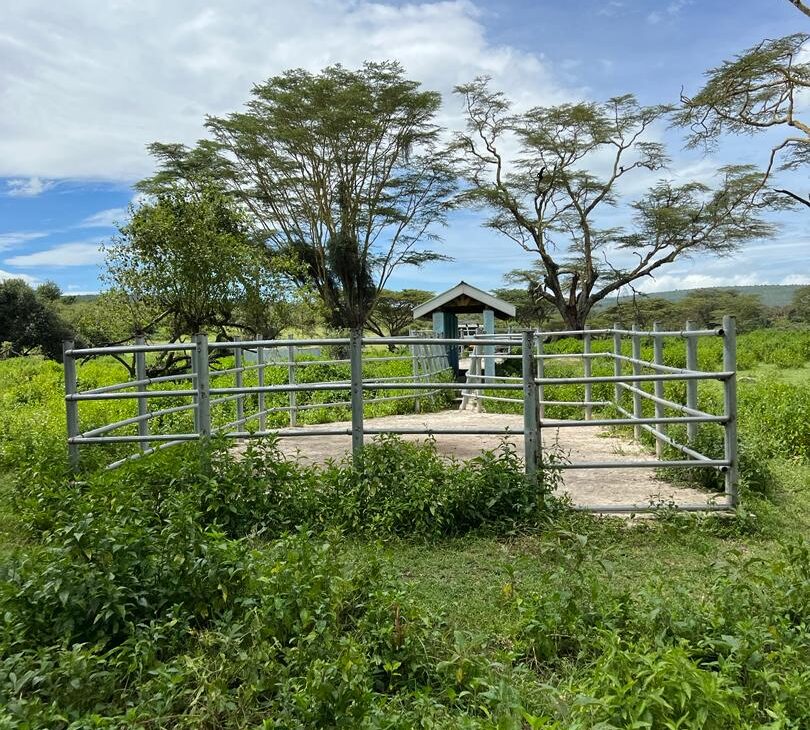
[614,404,715,462]
[612,352,701,375]
[82,372,196,395]
[545,415,726,428]
[71,434,199,444]
[535,372,733,385]
[575,501,732,513]
[62,320,738,514]
[555,459,730,469]
[66,342,196,356]
[68,389,198,401]
[611,327,722,337]
[620,384,715,418]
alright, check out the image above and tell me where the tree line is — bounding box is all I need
[4,277,809,365]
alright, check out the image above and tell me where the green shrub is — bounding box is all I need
[513,539,810,728]
[0,499,521,727]
[180,436,558,540]
[322,435,559,537]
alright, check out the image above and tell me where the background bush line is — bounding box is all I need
[3,328,806,475]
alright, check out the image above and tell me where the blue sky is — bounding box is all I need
[1,0,807,295]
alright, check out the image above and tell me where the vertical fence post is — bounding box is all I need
[63,340,80,472]
[522,330,540,483]
[613,323,623,409]
[535,333,545,420]
[583,325,592,420]
[412,342,421,414]
[652,322,665,459]
[135,335,149,452]
[685,320,698,441]
[288,344,298,427]
[190,339,199,432]
[350,329,364,463]
[234,346,244,428]
[257,346,266,432]
[723,315,738,507]
[194,334,211,440]
[631,324,642,440]
[475,345,485,412]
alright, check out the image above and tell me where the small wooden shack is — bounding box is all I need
[412,281,515,375]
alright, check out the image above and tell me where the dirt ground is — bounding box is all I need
[238,410,713,509]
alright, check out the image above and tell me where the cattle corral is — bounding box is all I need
[62,320,738,513]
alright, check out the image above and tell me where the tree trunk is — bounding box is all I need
[561,305,589,332]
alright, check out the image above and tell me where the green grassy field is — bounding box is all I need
[0,329,808,727]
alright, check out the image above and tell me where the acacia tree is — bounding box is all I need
[366,289,434,338]
[677,33,810,207]
[497,266,555,329]
[140,62,456,333]
[104,187,291,349]
[453,79,773,329]
[788,0,810,18]
[791,285,810,321]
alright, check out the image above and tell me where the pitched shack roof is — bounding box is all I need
[412,281,516,321]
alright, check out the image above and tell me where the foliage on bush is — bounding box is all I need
[511,534,810,728]
[1,327,810,727]
[1,441,546,727]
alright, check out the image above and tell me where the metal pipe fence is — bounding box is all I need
[63,318,738,513]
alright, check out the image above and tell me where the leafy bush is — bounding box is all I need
[0,451,528,727]
[738,379,810,463]
[322,435,560,537]
[512,536,810,728]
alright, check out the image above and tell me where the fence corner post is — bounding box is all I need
[722,315,738,508]
[583,325,592,420]
[288,344,298,427]
[685,320,698,442]
[535,332,545,420]
[522,330,540,488]
[631,324,642,441]
[135,335,150,452]
[194,332,211,441]
[257,345,266,432]
[652,322,665,459]
[350,328,364,464]
[234,345,244,429]
[411,341,421,414]
[612,323,623,408]
[63,340,80,472]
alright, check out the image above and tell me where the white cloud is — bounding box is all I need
[79,207,128,228]
[5,241,104,267]
[648,0,689,25]
[4,177,54,197]
[0,268,39,284]
[782,273,810,285]
[0,0,573,182]
[638,272,770,293]
[597,1,625,17]
[0,231,48,251]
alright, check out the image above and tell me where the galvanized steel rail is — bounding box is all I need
[63,317,739,513]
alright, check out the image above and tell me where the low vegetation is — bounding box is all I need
[0,328,808,727]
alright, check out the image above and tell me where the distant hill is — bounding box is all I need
[610,284,803,308]
[62,294,99,303]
